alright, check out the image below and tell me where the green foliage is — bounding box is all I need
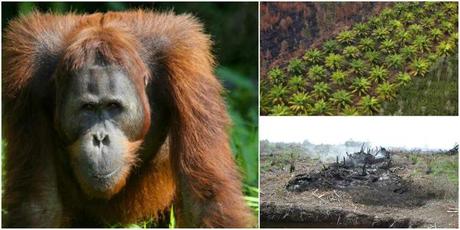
[331,70,348,85]
[376,82,397,100]
[287,75,306,92]
[308,65,326,80]
[311,99,331,115]
[261,2,458,115]
[351,77,371,96]
[325,53,345,70]
[364,51,381,64]
[430,28,443,41]
[410,58,430,77]
[408,24,423,35]
[341,105,360,115]
[358,95,380,115]
[268,84,287,105]
[412,35,430,52]
[369,65,389,83]
[322,39,339,53]
[396,72,412,86]
[353,23,369,36]
[343,45,360,58]
[437,41,455,56]
[349,59,366,75]
[384,55,458,115]
[270,104,291,116]
[303,48,322,65]
[312,82,330,99]
[430,157,458,184]
[389,19,403,30]
[337,30,355,44]
[372,27,389,40]
[396,30,412,44]
[287,58,304,75]
[330,90,353,109]
[359,38,375,51]
[385,54,403,69]
[380,39,396,53]
[400,45,417,60]
[289,92,312,114]
[267,67,285,84]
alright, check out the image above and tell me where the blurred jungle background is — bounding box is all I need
[1,2,258,227]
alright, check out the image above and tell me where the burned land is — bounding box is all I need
[260,146,458,228]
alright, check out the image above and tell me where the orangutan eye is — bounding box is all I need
[106,101,123,111]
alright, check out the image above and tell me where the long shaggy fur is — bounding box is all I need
[2,10,253,227]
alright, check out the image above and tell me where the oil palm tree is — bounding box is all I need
[430,28,443,41]
[380,39,396,54]
[369,66,389,83]
[437,40,455,56]
[350,59,367,75]
[393,2,408,12]
[396,30,412,44]
[376,82,397,101]
[422,17,436,29]
[402,12,415,23]
[449,32,458,44]
[287,58,304,75]
[343,45,360,58]
[268,84,287,105]
[358,95,380,115]
[267,67,285,84]
[400,45,416,60]
[341,105,360,116]
[372,27,389,40]
[410,58,430,77]
[337,31,355,45]
[311,99,332,115]
[270,104,291,116]
[412,35,430,52]
[331,70,348,85]
[303,48,322,65]
[308,65,326,81]
[312,82,330,99]
[427,53,439,63]
[369,17,384,29]
[408,24,423,35]
[325,53,345,70]
[385,54,403,70]
[330,90,353,109]
[396,72,412,86]
[354,23,369,36]
[359,38,375,52]
[287,75,306,92]
[389,19,403,30]
[380,8,395,19]
[323,40,339,53]
[288,92,312,114]
[364,51,381,64]
[441,21,454,33]
[351,77,371,96]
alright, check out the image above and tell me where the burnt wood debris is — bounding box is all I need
[286,145,405,193]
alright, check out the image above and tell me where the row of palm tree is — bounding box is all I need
[261,2,457,115]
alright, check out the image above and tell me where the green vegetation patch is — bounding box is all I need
[261,2,458,115]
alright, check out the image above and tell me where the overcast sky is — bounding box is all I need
[260,117,459,150]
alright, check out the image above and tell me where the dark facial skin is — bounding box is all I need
[56,64,146,199]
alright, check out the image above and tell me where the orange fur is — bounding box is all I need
[2,10,254,227]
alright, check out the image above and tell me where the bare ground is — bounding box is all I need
[260,154,458,228]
